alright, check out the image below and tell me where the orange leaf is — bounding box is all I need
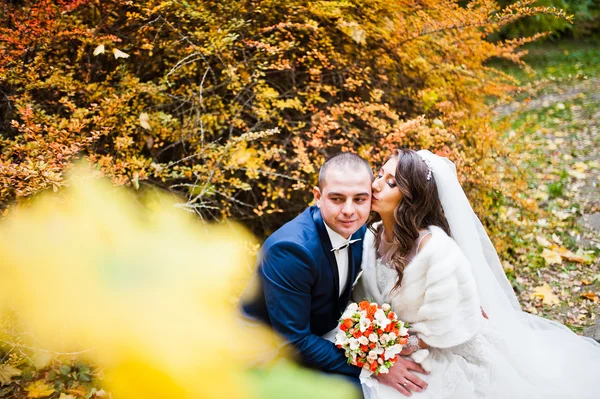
[580,292,598,302]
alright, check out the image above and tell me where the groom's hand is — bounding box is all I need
[375,357,428,397]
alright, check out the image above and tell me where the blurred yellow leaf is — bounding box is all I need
[541,248,562,265]
[0,364,21,386]
[93,44,105,56]
[25,381,55,398]
[531,283,560,306]
[113,48,129,59]
[58,394,75,399]
[556,247,589,263]
[139,112,151,130]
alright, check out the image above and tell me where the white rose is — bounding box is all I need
[378,358,384,364]
[379,365,389,374]
[359,316,371,333]
[384,344,402,360]
[335,330,349,346]
[341,303,359,319]
[382,303,391,312]
[379,334,389,345]
[374,309,391,329]
[399,326,409,336]
[358,336,369,345]
[349,338,360,351]
[369,333,378,343]
[388,332,397,341]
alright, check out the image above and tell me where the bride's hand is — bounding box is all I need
[400,346,417,356]
[375,357,428,397]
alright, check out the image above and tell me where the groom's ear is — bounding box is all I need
[313,186,322,207]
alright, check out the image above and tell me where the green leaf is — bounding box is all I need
[58,365,71,376]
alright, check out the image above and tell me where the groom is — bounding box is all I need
[241,153,427,396]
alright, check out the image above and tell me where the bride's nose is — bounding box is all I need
[372,180,381,192]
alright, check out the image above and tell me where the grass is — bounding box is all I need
[492,36,600,331]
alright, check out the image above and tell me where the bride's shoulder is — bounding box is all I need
[419,226,458,255]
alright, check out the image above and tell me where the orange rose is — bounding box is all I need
[361,344,369,352]
[377,328,383,335]
[369,342,376,349]
[357,360,365,368]
[359,301,370,310]
[384,323,393,333]
[370,361,378,372]
[353,330,362,339]
[343,319,354,328]
[387,311,396,320]
[340,323,348,332]
[399,337,408,345]
[367,304,378,317]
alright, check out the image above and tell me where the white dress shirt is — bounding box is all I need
[324,223,353,297]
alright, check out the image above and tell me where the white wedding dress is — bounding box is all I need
[351,151,600,399]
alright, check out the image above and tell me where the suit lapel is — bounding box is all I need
[311,207,340,300]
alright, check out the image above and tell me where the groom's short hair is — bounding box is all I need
[318,152,373,189]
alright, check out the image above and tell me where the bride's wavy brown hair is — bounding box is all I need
[367,148,451,290]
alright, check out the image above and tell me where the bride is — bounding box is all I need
[352,149,600,399]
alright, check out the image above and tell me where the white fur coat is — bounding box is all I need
[353,226,483,368]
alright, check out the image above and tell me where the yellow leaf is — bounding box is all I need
[139,113,151,130]
[32,351,52,370]
[25,381,55,398]
[0,364,21,386]
[581,279,592,285]
[66,385,87,397]
[93,44,105,56]
[58,394,75,399]
[541,248,562,265]
[556,247,589,263]
[531,283,560,306]
[113,48,130,59]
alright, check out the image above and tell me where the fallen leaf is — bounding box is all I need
[580,291,598,302]
[113,48,130,59]
[531,283,560,306]
[541,248,562,265]
[93,44,105,56]
[536,235,552,247]
[0,364,21,386]
[66,385,86,397]
[139,112,151,130]
[58,394,75,399]
[25,381,55,398]
[556,247,589,263]
[567,169,586,179]
[581,279,592,285]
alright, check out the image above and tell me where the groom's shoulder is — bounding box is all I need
[263,206,316,248]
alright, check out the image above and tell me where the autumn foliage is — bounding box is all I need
[0,0,569,237]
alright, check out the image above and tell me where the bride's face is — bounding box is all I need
[371,158,403,217]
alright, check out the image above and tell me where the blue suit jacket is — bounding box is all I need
[242,205,366,377]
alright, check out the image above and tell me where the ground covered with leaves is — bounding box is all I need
[494,38,600,333]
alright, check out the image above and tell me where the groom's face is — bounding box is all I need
[313,166,372,239]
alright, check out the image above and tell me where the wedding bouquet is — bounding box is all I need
[335,301,409,375]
